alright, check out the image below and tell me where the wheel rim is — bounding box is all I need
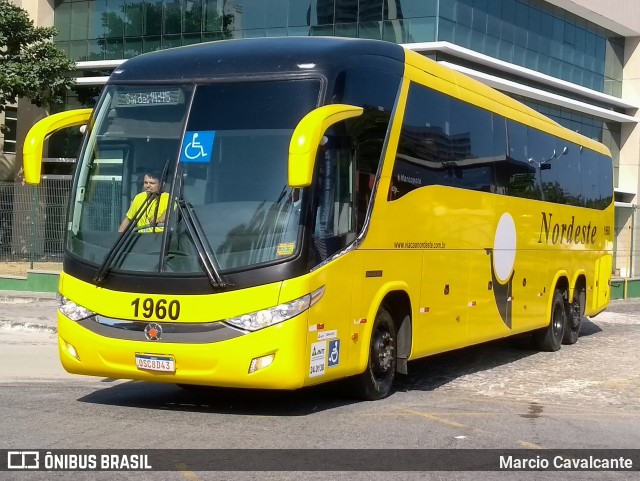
[552,302,564,338]
[371,326,395,380]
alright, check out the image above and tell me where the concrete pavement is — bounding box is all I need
[0,291,57,332]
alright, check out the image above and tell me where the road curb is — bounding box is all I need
[0,291,56,303]
[0,320,57,333]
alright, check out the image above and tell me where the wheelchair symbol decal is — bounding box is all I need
[327,340,340,367]
[180,131,215,163]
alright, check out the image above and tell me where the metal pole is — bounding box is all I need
[111,179,117,231]
[631,205,636,279]
[29,184,36,270]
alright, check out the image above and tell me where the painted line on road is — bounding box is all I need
[373,410,560,450]
[398,408,480,430]
[397,408,543,449]
[518,441,544,449]
[175,463,203,481]
[458,396,640,416]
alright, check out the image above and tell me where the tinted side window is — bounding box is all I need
[528,128,558,202]
[499,120,540,199]
[507,119,528,163]
[503,121,613,210]
[393,85,451,198]
[449,98,496,161]
[392,84,502,199]
[392,87,613,210]
[581,149,599,209]
[553,139,582,206]
[597,152,614,208]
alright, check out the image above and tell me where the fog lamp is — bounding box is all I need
[65,341,80,360]
[248,354,275,373]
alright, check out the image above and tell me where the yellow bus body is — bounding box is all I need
[25,40,612,395]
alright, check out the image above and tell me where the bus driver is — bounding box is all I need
[118,172,169,233]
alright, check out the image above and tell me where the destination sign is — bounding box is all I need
[116,90,181,106]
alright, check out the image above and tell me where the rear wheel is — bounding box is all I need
[351,307,397,400]
[534,290,565,352]
[563,287,585,345]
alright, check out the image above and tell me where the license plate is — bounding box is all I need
[135,354,175,373]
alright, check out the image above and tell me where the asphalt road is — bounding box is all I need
[0,296,639,480]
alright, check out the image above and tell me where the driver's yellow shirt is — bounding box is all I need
[126,192,169,233]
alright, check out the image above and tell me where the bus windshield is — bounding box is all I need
[67,79,321,276]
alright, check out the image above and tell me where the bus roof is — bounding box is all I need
[111,36,405,84]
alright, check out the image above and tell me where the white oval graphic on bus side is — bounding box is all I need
[493,213,516,283]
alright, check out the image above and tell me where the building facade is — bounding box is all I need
[7,0,640,283]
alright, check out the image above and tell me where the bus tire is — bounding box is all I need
[534,290,565,352]
[352,306,397,400]
[563,287,585,345]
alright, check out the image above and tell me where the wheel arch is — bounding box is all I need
[543,271,570,327]
[381,290,412,375]
[357,282,412,375]
[570,270,587,301]
[549,271,570,302]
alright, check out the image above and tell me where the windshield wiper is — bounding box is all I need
[93,192,158,284]
[94,157,173,285]
[171,166,229,289]
[176,198,230,289]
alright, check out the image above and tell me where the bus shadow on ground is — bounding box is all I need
[396,336,537,392]
[78,378,360,416]
[579,317,604,337]
[78,323,603,415]
[397,320,602,392]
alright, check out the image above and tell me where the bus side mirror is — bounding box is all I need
[288,104,363,187]
[23,108,93,185]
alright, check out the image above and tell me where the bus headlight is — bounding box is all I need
[225,286,325,332]
[57,294,95,321]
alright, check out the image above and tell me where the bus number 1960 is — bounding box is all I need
[131,298,180,320]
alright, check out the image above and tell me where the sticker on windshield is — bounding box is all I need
[180,131,215,163]
[277,242,295,257]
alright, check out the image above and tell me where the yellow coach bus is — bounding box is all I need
[24,37,613,400]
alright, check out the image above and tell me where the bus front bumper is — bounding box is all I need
[57,312,308,390]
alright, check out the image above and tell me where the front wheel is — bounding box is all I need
[351,307,397,401]
[533,290,565,352]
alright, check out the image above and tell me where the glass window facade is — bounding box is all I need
[55,0,624,184]
[436,0,623,97]
[54,0,624,97]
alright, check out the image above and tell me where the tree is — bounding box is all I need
[0,1,75,132]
